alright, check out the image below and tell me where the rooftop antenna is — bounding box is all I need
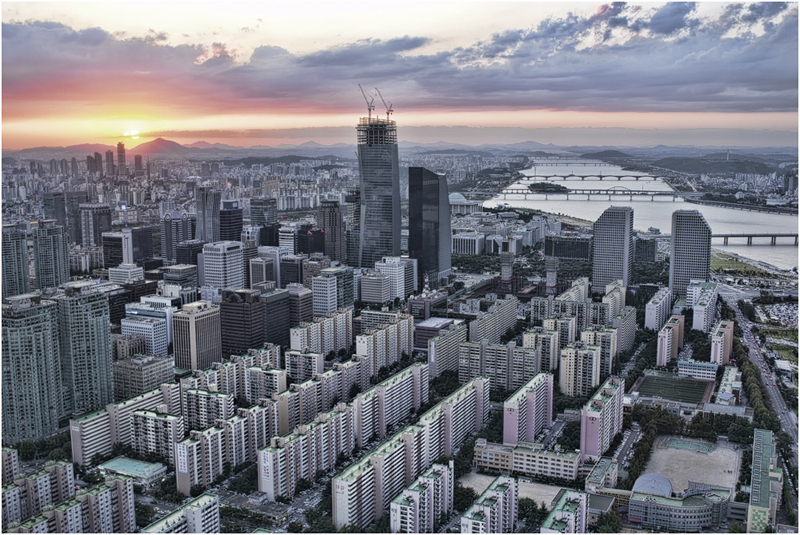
[375,87,393,121]
[358,84,375,120]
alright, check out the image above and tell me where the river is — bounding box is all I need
[485,162,799,271]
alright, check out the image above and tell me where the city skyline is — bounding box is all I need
[2,2,797,149]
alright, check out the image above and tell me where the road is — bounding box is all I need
[718,285,798,472]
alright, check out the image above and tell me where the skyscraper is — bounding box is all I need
[356,113,400,267]
[65,190,88,244]
[318,200,346,262]
[105,150,115,176]
[195,185,221,243]
[79,203,113,247]
[592,206,633,288]
[43,192,67,228]
[54,281,114,415]
[173,300,222,371]
[251,196,278,226]
[117,142,127,175]
[202,241,244,290]
[220,200,244,242]
[669,210,712,300]
[2,294,63,443]
[161,211,196,265]
[220,289,265,357]
[2,224,30,299]
[408,167,451,289]
[33,220,70,290]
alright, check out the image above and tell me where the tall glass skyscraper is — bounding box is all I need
[356,116,400,268]
[33,220,70,291]
[669,209,712,299]
[195,185,221,243]
[408,167,451,288]
[592,206,634,288]
[2,224,30,299]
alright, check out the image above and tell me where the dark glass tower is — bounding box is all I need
[592,206,634,288]
[250,197,278,226]
[357,116,400,268]
[220,200,244,242]
[669,210,712,299]
[195,186,221,243]
[318,200,345,262]
[408,167,452,288]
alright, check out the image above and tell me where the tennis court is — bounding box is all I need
[634,374,712,404]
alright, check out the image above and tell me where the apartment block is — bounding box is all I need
[542,316,577,349]
[284,349,324,383]
[644,287,673,331]
[559,342,601,397]
[184,389,235,431]
[247,367,288,404]
[468,296,519,344]
[175,426,226,495]
[458,340,540,393]
[1,461,74,529]
[656,315,685,367]
[2,448,20,485]
[132,410,185,464]
[611,306,637,353]
[522,327,560,373]
[290,308,353,356]
[579,326,618,377]
[503,373,554,446]
[688,280,719,333]
[711,320,734,365]
[428,322,468,378]
[541,489,589,534]
[390,461,454,533]
[579,377,624,463]
[356,314,414,372]
[142,493,220,533]
[460,476,518,534]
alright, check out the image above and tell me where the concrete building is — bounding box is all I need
[202,241,244,291]
[669,210,712,300]
[580,326,618,377]
[503,373,554,446]
[559,342,601,397]
[579,377,624,463]
[459,340,541,394]
[542,316,577,350]
[142,493,220,533]
[460,476,518,534]
[592,206,633,288]
[161,211,196,265]
[220,289,265,357]
[390,461,454,533]
[113,355,174,402]
[32,220,70,291]
[687,280,719,333]
[2,225,30,299]
[195,186,221,243]
[79,203,112,247]
[408,167,452,288]
[132,410,184,464]
[286,283,313,327]
[473,439,581,480]
[710,320,735,365]
[361,271,392,306]
[121,316,169,357]
[541,489,589,534]
[356,313,414,372]
[644,287,673,331]
[747,429,784,532]
[611,306,637,353]
[284,350,324,383]
[522,327,560,373]
[677,359,718,381]
[468,296,519,345]
[312,275,338,316]
[629,475,731,532]
[173,301,222,371]
[656,315,685,367]
[1,461,75,530]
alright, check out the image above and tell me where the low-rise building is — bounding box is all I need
[541,489,588,534]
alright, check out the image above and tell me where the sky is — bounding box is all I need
[2,1,798,149]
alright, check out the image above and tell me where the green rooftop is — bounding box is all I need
[142,493,218,533]
[99,456,165,478]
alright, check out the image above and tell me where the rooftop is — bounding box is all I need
[142,493,218,533]
[99,456,166,478]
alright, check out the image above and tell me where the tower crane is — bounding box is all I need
[358,84,375,120]
[375,87,393,121]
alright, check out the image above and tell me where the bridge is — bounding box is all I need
[495,186,698,201]
[530,159,614,167]
[521,173,659,181]
[712,233,798,246]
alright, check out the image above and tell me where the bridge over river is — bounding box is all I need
[492,186,702,201]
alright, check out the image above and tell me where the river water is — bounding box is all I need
[485,162,799,271]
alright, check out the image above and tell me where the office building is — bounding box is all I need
[116,141,127,173]
[163,264,198,289]
[579,377,624,463]
[747,429,784,532]
[120,315,168,356]
[142,493,220,534]
[559,342,601,397]
[321,266,355,310]
[592,206,633,288]
[202,241,244,291]
[629,475,731,532]
[318,200,346,262]
[220,289,265,357]
[656,315,684,367]
[312,275,338,317]
[2,294,62,443]
[2,225,30,299]
[711,320,734,365]
[126,299,177,344]
[219,200,243,242]
[42,192,67,228]
[161,211,196,265]
[390,461,454,534]
[361,271,392,306]
[408,167,451,288]
[644,287,673,331]
[669,210,712,299]
[250,196,278,227]
[286,283,313,327]
[356,113,400,268]
[113,355,174,402]
[64,190,88,244]
[280,254,307,287]
[250,257,274,288]
[503,373,553,446]
[108,262,144,284]
[262,288,291,347]
[173,301,222,371]
[32,220,70,290]
[176,239,206,267]
[541,489,589,534]
[79,203,112,247]
[54,282,113,415]
[195,186,221,243]
[460,476,518,534]
[375,256,408,300]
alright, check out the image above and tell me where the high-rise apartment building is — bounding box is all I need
[132,410,184,463]
[669,210,712,299]
[202,241,244,290]
[173,301,222,371]
[592,206,633,288]
[502,373,553,446]
[408,167,452,288]
[32,220,70,290]
[559,342,601,397]
[579,376,624,463]
[195,185,221,243]
[142,493,220,534]
[656,314,684,367]
[458,340,540,394]
[2,294,63,443]
[220,289,265,357]
[390,462,454,534]
[79,203,112,247]
[541,489,589,534]
[522,327,560,373]
[161,211,196,265]
[356,114,400,267]
[318,200,346,262]
[644,287,673,331]
[220,200,244,242]
[2,225,30,299]
[54,281,114,415]
[460,476,518,534]
[710,320,734,365]
[579,326,618,377]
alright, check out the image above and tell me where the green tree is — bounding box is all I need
[288,521,304,533]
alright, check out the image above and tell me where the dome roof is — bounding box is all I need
[632,473,672,498]
[449,192,467,202]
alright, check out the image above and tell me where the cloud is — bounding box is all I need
[2,4,797,124]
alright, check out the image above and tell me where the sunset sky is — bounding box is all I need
[2,2,798,149]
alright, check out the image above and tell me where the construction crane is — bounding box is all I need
[358,84,375,120]
[375,87,393,121]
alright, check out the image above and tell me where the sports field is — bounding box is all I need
[634,374,712,404]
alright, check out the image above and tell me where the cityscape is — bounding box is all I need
[1,2,799,535]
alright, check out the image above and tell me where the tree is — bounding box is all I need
[349,383,361,400]
[18,440,37,461]
[729,522,745,533]
[288,521,304,533]
[453,483,477,513]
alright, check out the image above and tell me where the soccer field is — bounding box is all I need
[635,375,711,404]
